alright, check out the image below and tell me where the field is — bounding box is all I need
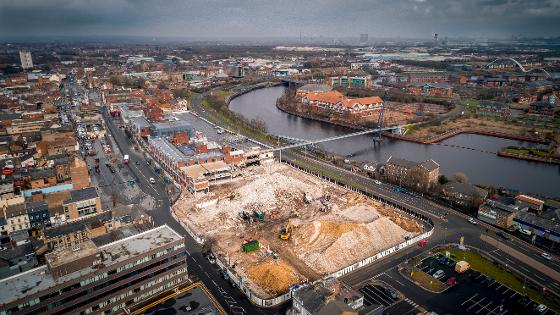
[173,163,422,298]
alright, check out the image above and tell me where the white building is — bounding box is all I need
[19,50,33,70]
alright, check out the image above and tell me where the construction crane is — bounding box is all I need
[279,220,295,240]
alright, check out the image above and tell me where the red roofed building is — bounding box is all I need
[298,90,384,119]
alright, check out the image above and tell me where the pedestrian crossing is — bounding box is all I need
[404,297,419,309]
[370,272,384,280]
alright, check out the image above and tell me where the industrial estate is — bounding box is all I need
[0,2,560,315]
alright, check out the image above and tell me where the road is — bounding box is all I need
[101,108,286,315]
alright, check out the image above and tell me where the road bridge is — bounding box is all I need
[486,58,551,78]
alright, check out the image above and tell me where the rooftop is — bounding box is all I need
[43,211,111,238]
[297,84,332,93]
[182,161,230,179]
[0,224,183,305]
[148,137,186,164]
[408,82,452,89]
[63,187,98,205]
[443,182,488,198]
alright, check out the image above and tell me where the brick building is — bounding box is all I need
[63,187,102,222]
[384,157,439,191]
[406,82,453,98]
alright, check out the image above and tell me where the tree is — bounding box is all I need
[453,172,469,183]
[249,117,268,133]
[438,175,449,185]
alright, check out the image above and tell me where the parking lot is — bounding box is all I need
[359,283,400,308]
[416,255,555,314]
[418,255,456,280]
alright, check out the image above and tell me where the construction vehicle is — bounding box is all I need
[253,211,265,220]
[303,192,312,204]
[242,240,260,253]
[280,220,295,240]
[239,211,253,224]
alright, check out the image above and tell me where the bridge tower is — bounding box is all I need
[372,91,387,142]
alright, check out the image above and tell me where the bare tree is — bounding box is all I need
[453,172,469,183]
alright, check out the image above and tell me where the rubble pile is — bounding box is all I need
[173,162,423,298]
[247,259,301,295]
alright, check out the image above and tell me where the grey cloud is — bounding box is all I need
[0,0,558,39]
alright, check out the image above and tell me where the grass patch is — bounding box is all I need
[464,100,480,107]
[504,146,551,158]
[409,269,447,292]
[445,249,560,312]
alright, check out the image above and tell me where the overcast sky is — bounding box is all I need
[1,0,559,40]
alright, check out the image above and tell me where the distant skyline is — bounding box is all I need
[1,0,559,41]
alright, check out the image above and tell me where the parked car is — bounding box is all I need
[149,177,156,184]
[496,231,510,241]
[468,217,477,225]
[433,270,445,279]
[446,276,457,286]
[535,304,548,313]
[383,287,398,299]
[541,252,552,261]
[519,228,532,236]
[418,240,428,247]
[517,296,531,307]
[4,160,14,169]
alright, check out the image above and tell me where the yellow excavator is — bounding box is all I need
[279,220,295,240]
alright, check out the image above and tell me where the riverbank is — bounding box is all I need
[385,128,550,145]
[497,150,560,165]
[226,81,283,105]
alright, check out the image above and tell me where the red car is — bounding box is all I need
[2,168,13,175]
[446,276,457,286]
[418,240,428,247]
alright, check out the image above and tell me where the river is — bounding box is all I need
[229,85,560,198]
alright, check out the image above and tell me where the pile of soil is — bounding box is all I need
[247,259,301,294]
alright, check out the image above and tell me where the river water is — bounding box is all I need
[229,85,560,198]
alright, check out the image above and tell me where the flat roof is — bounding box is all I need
[0,225,183,305]
[181,161,229,179]
[63,187,98,205]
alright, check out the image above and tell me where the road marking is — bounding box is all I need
[467,297,486,311]
[393,279,405,286]
[211,280,218,286]
[534,274,546,282]
[509,291,518,299]
[461,293,478,306]
[192,257,197,262]
[519,266,531,273]
[489,305,501,315]
[476,301,493,314]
